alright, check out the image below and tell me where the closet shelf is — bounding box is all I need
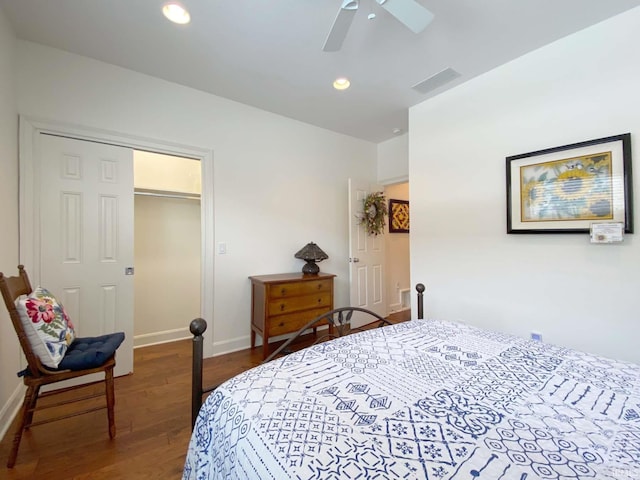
[134,188,200,201]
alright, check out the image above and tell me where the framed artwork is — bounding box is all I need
[506,133,633,234]
[389,199,410,233]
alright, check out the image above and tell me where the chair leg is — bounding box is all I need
[105,367,116,439]
[24,384,41,429]
[7,385,37,468]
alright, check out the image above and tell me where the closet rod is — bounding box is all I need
[134,190,200,201]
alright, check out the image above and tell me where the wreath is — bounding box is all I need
[359,192,388,236]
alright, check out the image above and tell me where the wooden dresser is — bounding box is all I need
[249,272,335,359]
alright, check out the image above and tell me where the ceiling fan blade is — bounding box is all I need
[375,0,434,33]
[323,0,359,52]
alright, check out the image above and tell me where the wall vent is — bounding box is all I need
[400,289,411,309]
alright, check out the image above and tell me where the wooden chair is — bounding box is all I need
[0,265,123,468]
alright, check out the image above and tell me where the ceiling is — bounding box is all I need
[2,0,639,143]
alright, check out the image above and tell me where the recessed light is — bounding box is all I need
[163,2,191,25]
[392,128,403,135]
[333,77,351,90]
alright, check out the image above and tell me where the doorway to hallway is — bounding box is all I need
[384,181,410,316]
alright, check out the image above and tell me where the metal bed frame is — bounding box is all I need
[189,282,425,427]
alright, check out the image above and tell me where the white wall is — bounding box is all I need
[409,7,640,364]
[15,41,378,357]
[0,6,21,440]
[379,135,410,315]
[134,195,201,346]
[134,151,201,195]
[384,182,410,313]
[378,134,408,183]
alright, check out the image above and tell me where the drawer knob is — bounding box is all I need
[281,288,287,295]
[317,284,322,289]
[278,322,285,327]
[317,298,322,303]
[280,304,285,311]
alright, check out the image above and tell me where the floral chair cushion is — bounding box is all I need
[15,287,76,369]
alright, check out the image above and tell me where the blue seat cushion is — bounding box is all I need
[57,332,125,371]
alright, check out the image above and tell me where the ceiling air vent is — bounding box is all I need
[412,67,460,94]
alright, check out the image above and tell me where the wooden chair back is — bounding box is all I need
[0,265,47,378]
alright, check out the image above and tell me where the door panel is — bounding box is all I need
[348,179,385,327]
[39,134,134,377]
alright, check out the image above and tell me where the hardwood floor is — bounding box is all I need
[0,309,410,479]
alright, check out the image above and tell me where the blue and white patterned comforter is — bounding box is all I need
[183,319,640,479]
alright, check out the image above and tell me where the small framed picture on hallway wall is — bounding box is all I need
[389,199,409,233]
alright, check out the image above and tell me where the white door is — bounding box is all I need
[39,134,134,377]
[348,179,386,328]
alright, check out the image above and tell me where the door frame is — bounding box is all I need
[18,116,216,357]
[379,178,410,316]
[377,176,409,317]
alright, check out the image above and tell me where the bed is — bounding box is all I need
[184,289,640,479]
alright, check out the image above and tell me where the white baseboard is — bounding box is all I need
[388,302,402,313]
[210,326,331,357]
[134,329,251,356]
[0,383,25,442]
[211,335,251,357]
[133,327,191,348]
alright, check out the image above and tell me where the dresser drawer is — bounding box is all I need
[268,292,331,316]
[269,307,332,336]
[268,279,332,299]
[250,272,335,359]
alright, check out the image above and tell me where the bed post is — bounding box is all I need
[416,283,425,319]
[189,318,207,429]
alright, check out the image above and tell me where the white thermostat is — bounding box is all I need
[590,222,624,243]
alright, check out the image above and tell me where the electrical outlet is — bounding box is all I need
[531,331,543,342]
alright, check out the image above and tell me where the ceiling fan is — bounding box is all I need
[323,0,434,52]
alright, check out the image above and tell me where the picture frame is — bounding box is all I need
[506,133,633,234]
[389,199,410,233]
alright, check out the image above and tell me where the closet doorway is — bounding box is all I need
[133,151,201,348]
[384,181,410,315]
